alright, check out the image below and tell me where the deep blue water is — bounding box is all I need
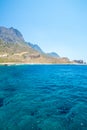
[0,65,87,130]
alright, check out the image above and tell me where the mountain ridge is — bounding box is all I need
[0,26,72,64]
[0,26,25,43]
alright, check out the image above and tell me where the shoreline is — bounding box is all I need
[0,62,87,66]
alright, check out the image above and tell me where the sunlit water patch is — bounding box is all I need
[0,65,87,130]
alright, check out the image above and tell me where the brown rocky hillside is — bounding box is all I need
[0,26,72,64]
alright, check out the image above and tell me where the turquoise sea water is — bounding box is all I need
[0,65,87,130]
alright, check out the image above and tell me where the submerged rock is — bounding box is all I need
[0,98,4,107]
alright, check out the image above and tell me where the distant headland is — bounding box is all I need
[0,26,86,65]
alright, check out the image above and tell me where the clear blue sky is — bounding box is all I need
[0,0,87,61]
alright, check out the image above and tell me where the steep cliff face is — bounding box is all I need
[0,27,25,43]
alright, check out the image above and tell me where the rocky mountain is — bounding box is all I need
[47,52,60,58]
[0,27,24,43]
[73,60,86,64]
[27,43,60,59]
[26,42,44,53]
[0,26,72,64]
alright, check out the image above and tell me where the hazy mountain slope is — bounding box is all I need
[26,42,44,53]
[26,42,60,58]
[0,26,72,64]
[47,52,60,58]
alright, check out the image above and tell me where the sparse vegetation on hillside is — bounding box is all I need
[0,27,72,64]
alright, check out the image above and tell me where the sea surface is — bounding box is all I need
[0,65,87,130]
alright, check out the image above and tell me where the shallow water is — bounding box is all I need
[0,65,87,130]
